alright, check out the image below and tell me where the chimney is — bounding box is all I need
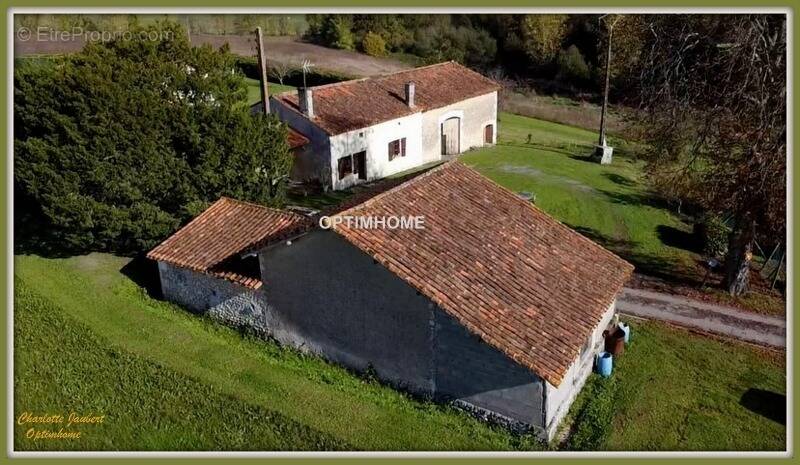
[298,88,314,118]
[404,81,415,108]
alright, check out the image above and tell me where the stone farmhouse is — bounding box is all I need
[147,162,633,441]
[268,61,500,191]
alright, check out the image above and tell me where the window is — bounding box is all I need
[337,156,353,180]
[338,152,367,180]
[388,137,407,161]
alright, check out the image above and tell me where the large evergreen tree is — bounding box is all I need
[15,22,292,254]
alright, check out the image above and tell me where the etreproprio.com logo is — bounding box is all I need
[16,26,174,43]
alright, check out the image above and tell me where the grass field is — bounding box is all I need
[14,254,786,451]
[244,77,295,106]
[566,321,785,451]
[14,254,541,451]
[461,112,785,315]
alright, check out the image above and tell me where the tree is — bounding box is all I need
[14,21,292,254]
[593,14,647,92]
[520,14,569,67]
[637,14,786,295]
[361,31,388,57]
[556,45,591,83]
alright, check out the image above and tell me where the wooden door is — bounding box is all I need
[441,117,460,155]
[484,124,494,144]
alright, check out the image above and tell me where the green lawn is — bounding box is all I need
[462,113,696,283]
[565,321,785,451]
[14,253,541,451]
[14,253,785,451]
[244,77,294,106]
[462,113,784,314]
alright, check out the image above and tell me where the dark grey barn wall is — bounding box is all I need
[260,230,546,432]
[259,230,436,394]
[433,309,545,430]
[156,261,270,333]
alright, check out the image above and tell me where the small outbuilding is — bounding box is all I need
[148,161,633,441]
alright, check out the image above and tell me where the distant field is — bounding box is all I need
[14,253,785,451]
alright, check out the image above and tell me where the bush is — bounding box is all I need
[696,215,731,258]
[557,45,591,84]
[361,31,388,57]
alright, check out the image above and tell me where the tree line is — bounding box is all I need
[304,14,647,97]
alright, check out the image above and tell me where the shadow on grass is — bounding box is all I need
[656,225,701,254]
[603,173,636,187]
[569,224,702,287]
[496,141,593,160]
[740,389,786,425]
[598,188,673,212]
[120,254,162,299]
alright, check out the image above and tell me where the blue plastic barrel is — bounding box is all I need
[596,351,613,377]
[619,322,631,344]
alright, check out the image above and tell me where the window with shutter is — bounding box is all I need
[388,138,407,161]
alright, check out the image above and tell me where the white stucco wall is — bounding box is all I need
[328,113,424,191]
[543,299,617,441]
[420,91,498,163]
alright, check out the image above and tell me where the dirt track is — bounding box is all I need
[14,33,410,78]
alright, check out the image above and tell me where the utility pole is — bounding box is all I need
[255,27,270,115]
[598,17,615,146]
[594,14,620,164]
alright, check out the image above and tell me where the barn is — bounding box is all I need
[269,61,500,191]
[147,161,633,441]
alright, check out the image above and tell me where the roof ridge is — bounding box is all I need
[218,196,306,221]
[372,60,456,79]
[306,76,371,91]
[305,62,456,92]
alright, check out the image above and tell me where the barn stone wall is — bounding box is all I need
[260,229,548,436]
[156,261,269,334]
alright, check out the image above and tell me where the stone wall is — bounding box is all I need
[157,261,270,335]
[270,96,333,186]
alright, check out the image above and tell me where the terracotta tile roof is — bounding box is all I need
[273,61,500,135]
[331,161,634,386]
[287,127,309,149]
[147,197,310,288]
